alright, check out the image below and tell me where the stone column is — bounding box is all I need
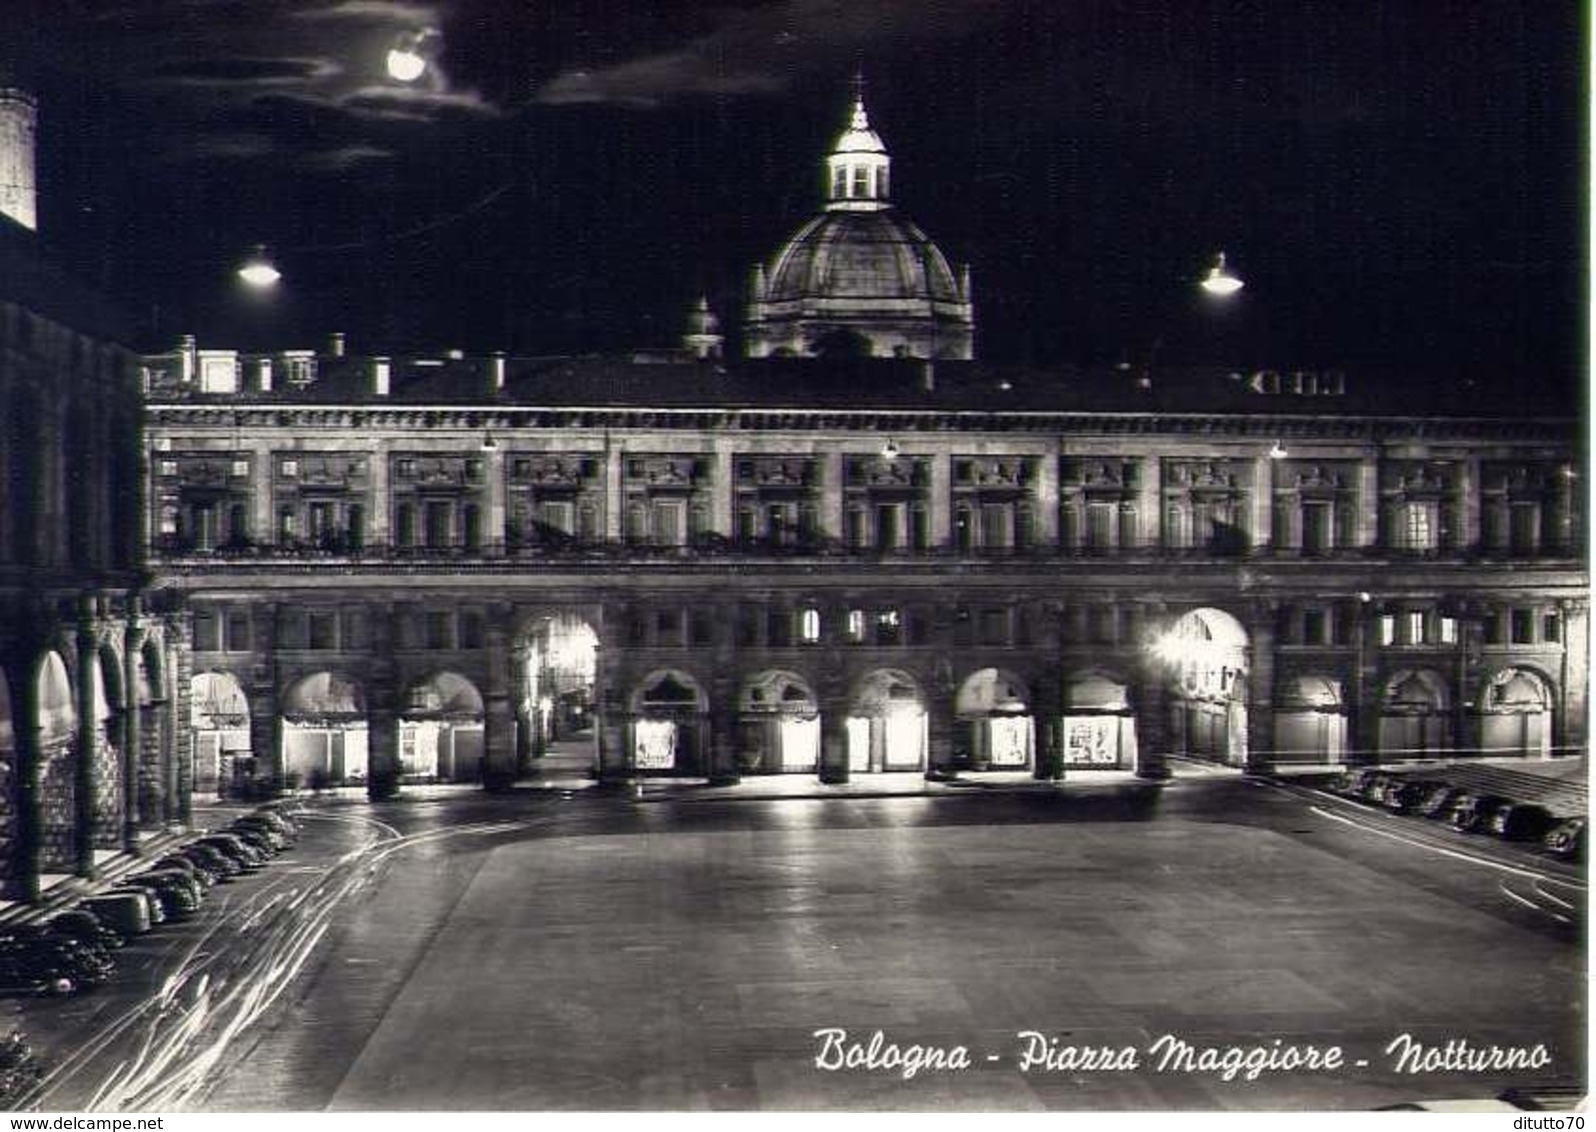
[1347,598,1379,765]
[1355,453,1379,549]
[604,441,624,541]
[1031,667,1064,781]
[9,663,40,905]
[1251,456,1273,551]
[818,665,850,784]
[481,693,516,791]
[1132,676,1171,780]
[928,452,951,547]
[121,613,143,853]
[1244,604,1277,773]
[1457,455,1480,550]
[366,701,400,801]
[820,451,844,541]
[368,442,391,545]
[1558,599,1588,759]
[250,438,275,550]
[712,445,734,538]
[481,606,517,791]
[484,443,507,557]
[924,685,955,778]
[1139,456,1162,550]
[1034,452,1060,548]
[74,613,98,878]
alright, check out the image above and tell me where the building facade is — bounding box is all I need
[139,340,1586,799]
[0,215,173,903]
[133,92,1585,802]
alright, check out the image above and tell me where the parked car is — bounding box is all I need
[44,909,123,950]
[1357,772,1399,804]
[175,842,241,881]
[103,885,167,927]
[1417,784,1470,820]
[228,824,285,855]
[196,833,268,871]
[0,932,113,996]
[1449,793,1514,834]
[122,871,202,920]
[1328,769,1379,798]
[1489,802,1556,842]
[243,808,300,838]
[152,854,216,888]
[79,892,152,937]
[1382,778,1442,814]
[1544,817,1587,862]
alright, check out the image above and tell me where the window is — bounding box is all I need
[736,607,759,647]
[395,503,416,548]
[800,608,821,644]
[460,611,485,649]
[225,610,251,652]
[1510,609,1535,645]
[979,609,1008,646]
[424,502,451,548]
[846,609,865,643]
[1439,616,1458,645]
[690,613,715,647]
[281,460,298,478]
[1303,609,1327,645]
[308,612,337,650]
[424,611,451,650]
[1406,611,1425,645]
[852,166,869,197]
[657,610,684,648]
[1544,613,1561,643]
[1403,502,1436,550]
[1379,615,1395,647]
[192,610,220,652]
[159,460,177,477]
[876,609,902,646]
[766,610,792,648]
[231,460,249,478]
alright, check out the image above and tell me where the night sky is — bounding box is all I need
[6,1,1585,400]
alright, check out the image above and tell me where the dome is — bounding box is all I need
[744,91,974,361]
[763,211,965,306]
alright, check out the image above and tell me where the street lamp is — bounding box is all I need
[1200,251,1245,297]
[1118,251,1247,389]
[237,245,281,289]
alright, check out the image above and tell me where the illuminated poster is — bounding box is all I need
[989,717,1030,767]
[634,719,677,769]
[1063,718,1117,766]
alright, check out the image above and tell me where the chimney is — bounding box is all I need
[328,331,346,357]
[257,356,273,392]
[179,334,197,385]
[491,350,506,391]
[371,356,391,397]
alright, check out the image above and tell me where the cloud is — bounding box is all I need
[292,0,441,23]
[533,0,997,108]
[147,56,341,88]
[303,143,397,169]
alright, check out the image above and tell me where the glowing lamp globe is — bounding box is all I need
[1200,252,1244,297]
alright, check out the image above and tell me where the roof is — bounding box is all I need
[144,350,1582,424]
[761,210,964,305]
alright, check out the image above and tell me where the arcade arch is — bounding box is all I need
[35,651,76,873]
[848,669,927,772]
[191,670,250,796]
[737,670,820,773]
[1272,675,1347,765]
[629,669,707,774]
[281,671,368,786]
[399,671,485,782]
[1478,667,1553,758]
[954,668,1033,770]
[1378,669,1451,759]
[1154,608,1250,766]
[1061,672,1137,771]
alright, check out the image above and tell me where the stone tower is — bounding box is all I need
[0,87,37,231]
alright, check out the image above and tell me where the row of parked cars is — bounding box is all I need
[1327,768,1587,861]
[0,806,301,999]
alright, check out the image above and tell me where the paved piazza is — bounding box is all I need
[182,783,1584,1112]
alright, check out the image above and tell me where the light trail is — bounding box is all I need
[34,809,564,1112]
